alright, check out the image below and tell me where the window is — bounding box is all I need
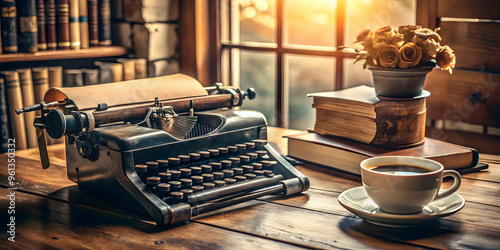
[215,0,416,129]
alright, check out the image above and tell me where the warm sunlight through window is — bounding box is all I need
[219,0,416,129]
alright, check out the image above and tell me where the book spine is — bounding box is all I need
[82,68,99,85]
[117,58,135,80]
[88,0,98,46]
[78,0,88,48]
[57,0,70,49]
[1,0,18,53]
[17,68,37,148]
[134,58,147,79]
[95,61,123,83]
[45,0,57,50]
[31,67,49,105]
[63,69,83,87]
[36,0,46,50]
[0,78,9,153]
[68,0,80,49]
[3,71,28,150]
[17,0,38,53]
[98,0,111,45]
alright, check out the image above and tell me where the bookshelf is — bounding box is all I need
[0,46,127,63]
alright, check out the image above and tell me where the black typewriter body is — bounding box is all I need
[64,109,309,226]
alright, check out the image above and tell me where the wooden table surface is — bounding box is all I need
[1,127,500,249]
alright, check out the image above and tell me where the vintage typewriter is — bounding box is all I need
[17,74,309,227]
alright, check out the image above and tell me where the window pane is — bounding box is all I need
[286,54,335,130]
[230,0,276,44]
[238,50,277,126]
[344,0,416,45]
[343,58,373,89]
[284,0,336,47]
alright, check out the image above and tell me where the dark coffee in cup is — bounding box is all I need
[369,164,434,175]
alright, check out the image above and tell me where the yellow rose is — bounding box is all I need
[436,45,456,73]
[398,42,422,68]
[377,44,399,68]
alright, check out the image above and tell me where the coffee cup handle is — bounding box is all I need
[434,170,461,201]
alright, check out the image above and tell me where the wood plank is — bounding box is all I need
[424,69,500,127]
[439,21,500,71]
[0,46,127,63]
[437,0,500,19]
[416,0,438,29]
[426,127,500,155]
[196,197,500,249]
[0,189,304,250]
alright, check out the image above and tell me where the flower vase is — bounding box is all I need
[368,66,435,98]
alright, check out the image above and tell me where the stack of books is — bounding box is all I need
[0,0,111,53]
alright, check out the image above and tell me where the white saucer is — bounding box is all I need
[338,186,465,228]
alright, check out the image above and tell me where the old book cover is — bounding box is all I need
[2,71,27,150]
[45,0,57,50]
[286,131,481,175]
[17,0,38,52]
[98,0,111,45]
[1,0,18,53]
[309,85,427,148]
[57,0,70,49]
[87,0,98,46]
[0,78,10,153]
[69,0,80,49]
[36,0,46,50]
[78,0,88,48]
[17,68,37,148]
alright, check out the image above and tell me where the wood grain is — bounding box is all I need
[437,0,500,19]
[0,46,127,63]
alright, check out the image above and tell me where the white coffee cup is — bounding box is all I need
[360,156,461,214]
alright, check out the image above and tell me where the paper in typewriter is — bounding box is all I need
[44,73,208,111]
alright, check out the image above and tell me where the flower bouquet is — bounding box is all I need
[348,25,456,98]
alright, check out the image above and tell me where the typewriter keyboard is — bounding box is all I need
[134,139,285,205]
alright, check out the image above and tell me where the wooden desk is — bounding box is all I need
[1,127,500,249]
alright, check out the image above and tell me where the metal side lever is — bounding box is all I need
[36,128,50,169]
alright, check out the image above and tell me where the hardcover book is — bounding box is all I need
[57,0,70,49]
[45,0,57,50]
[98,0,111,45]
[1,0,18,53]
[17,68,37,148]
[36,0,46,50]
[78,0,88,48]
[286,131,484,175]
[2,71,27,150]
[17,0,38,52]
[69,0,80,49]
[0,78,10,153]
[88,0,98,46]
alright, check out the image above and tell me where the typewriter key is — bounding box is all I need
[157,183,170,198]
[263,170,274,177]
[178,155,191,163]
[245,142,256,149]
[168,157,181,165]
[190,166,202,175]
[214,180,226,187]
[191,176,204,185]
[251,163,263,170]
[247,153,258,160]
[147,176,161,185]
[231,167,243,175]
[188,153,201,160]
[244,173,256,179]
[239,155,250,162]
[217,147,229,154]
[208,162,221,171]
[180,168,192,177]
[146,162,159,176]
[213,172,224,180]
[227,146,238,153]
[242,165,253,173]
[224,178,237,184]
[168,181,181,191]
[180,178,192,188]
[202,182,215,190]
[234,176,246,182]
[222,169,234,178]
[252,139,268,147]
[201,165,212,173]
[169,170,181,180]
[135,164,148,181]
[181,189,193,196]
[229,157,240,165]
[200,173,213,182]
[156,160,169,172]
[220,160,232,168]
[260,160,272,168]
[170,192,184,202]
[208,149,219,156]
[198,151,210,158]
[255,150,267,157]
[192,186,204,192]
[159,172,172,182]
[235,144,246,151]
[253,170,264,176]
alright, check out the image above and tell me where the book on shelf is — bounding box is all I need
[95,61,123,83]
[64,69,84,87]
[98,0,111,46]
[17,0,38,53]
[2,71,27,150]
[79,0,89,49]
[88,0,99,47]
[45,0,57,50]
[17,68,37,148]
[82,68,99,85]
[308,85,427,148]
[0,78,10,153]
[69,0,81,49]
[57,0,70,49]
[117,58,136,80]
[286,131,486,175]
[32,67,49,105]
[36,0,46,50]
[1,0,18,53]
